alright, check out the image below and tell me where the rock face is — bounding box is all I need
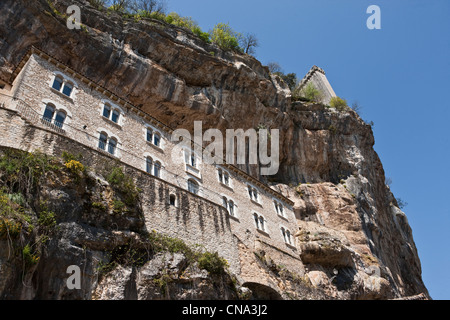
[0,0,429,299]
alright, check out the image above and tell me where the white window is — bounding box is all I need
[154,133,161,147]
[42,103,67,129]
[222,196,236,217]
[154,161,161,178]
[254,213,266,232]
[218,168,231,187]
[185,149,198,168]
[62,82,73,97]
[146,127,162,148]
[102,103,121,125]
[274,200,285,218]
[98,132,118,156]
[51,74,75,98]
[52,76,63,91]
[281,227,293,245]
[146,156,153,174]
[145,156,162,178]
[248,185,259,202]
[108,137,117,155]
[98,132,108,150]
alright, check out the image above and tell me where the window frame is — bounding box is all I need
[41,102,69,130]
[50,73,77,99]
[101,101,123,126]
[254,212,268,234]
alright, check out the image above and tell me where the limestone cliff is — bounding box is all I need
[0,0,429,299]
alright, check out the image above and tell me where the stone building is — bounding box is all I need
[0,47,304,293]
[298,65,337,105]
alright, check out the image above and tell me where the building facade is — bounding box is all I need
[0,47,304,287]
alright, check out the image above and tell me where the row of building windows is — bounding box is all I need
[49,71,292,246]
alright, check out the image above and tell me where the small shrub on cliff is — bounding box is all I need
[0,218,22,239]
[296,83,322,103]
[106,166,140,206]
[65,160,85,176]
[329,96,348,111]
[0,149,59,196]
[198,251,229,275]
[22,244,40,270]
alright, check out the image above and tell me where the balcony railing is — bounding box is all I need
[0,93,66,135]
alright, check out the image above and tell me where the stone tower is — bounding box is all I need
[298,66,337,105]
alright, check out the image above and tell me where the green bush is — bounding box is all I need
[106,166,140,206]
[0,149,59,195]
[22,244,39,269]
[112,199,126,214]
[198,251,229,275]
[210,23,243,52]
[297,83,322,103]
[38,209,56,229]
[329,96,348,111]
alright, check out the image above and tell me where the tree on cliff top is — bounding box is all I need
[210,23,243,52]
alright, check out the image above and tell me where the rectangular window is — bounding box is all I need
[224,174,229,186]
[108,139,117,155]
[154,134,160,147]
[103,106,111,119]
[99,134,107,150]
[62,83,73,97]
[146,158,152,174]
[154,162,161,178]
[52,77,63,91]
[228,201,234,216]
[146,128,153,142]
[190,153,196,167]
[111,110,120,123]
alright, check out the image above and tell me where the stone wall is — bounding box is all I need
[298,66,337,105]
[0,51,301,273]
[0,105,242,274]
[0,50,305,285]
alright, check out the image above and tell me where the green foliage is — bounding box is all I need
[329,96,348,111]
[22,244,39,270]
[198,251,229,275]
[38,209,56,229]
[298,83,322,103]
[192,26,211,43]
[210,23,243,52]
[106,166,140,206]
[0,149,59,195]
[64,160,85,177]
[166,12,211,43]
[0,218,22,239]
[147,230,195,257]
[112,199,126,214]
[92,201,107,211]
[62,151,83,163]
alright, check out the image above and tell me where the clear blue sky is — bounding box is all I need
[163,0,450,299]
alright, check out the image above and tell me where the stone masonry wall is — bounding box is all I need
[0,106,241,274]
[1,50,303,280]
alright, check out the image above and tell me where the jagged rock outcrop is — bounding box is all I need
[0,149,239,300]
[0,0,429,299]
